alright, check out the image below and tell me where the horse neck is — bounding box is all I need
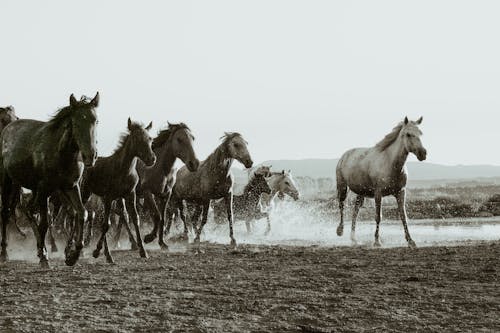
[267,175,282,192]
[206,145,233,178]
[54,120,80,159]
[384,135,409,174]
[112,136,138,174]
[155,142,176,176]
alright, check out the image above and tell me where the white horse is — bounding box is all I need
[336,117,427,248]
[259,170,300,234]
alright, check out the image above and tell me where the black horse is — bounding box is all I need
[0,93,99,267]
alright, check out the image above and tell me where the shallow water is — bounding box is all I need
[199,202,500,248]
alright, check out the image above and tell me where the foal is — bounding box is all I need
[81,118,156,263]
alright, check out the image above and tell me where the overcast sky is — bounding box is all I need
[1,1,499,166]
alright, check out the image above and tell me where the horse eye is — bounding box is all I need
[406,133,412,138]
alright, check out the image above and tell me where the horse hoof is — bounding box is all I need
[139,249,149,259]
[159,243,169,251]
[408,240,417,249]
[39,260,50,269]
[92,249,101,259]
[106,257,115,264]
[144,233,156,244]
[373,241,382,248]
[130,243,139,251]
[65,251,81,266]
[336,226,344,237]
[230,239,237,248]
[0,253,8,262]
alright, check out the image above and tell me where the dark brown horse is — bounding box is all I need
[165,132,253,251]
[0,106,25,238]
[0,93,99,267]
[213,173,271,233]
[80,118,156,263]
[112,122,199,250]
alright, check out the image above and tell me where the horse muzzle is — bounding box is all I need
[416,148,427,161]
[243,159,253,169]
[145,155,157,167]
[187,159,200,172]
[82,151,97,167]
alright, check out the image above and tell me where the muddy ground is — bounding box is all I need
[0,241,499,332]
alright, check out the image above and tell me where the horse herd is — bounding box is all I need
[0,93,427,268]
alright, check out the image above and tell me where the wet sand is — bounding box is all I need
[0,241,498,332]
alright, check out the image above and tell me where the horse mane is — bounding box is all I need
[243,173,264,193]
[375,123,403,151]
[0,106,14,113]
[47,97,92,127]
[152,122,192,150]
[113,121,144,154]
[220,132,245,146]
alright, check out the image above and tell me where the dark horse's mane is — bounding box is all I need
[152,122,193,150]
[243,173,264,193]
[47,97,93,128]
[113,121,144,154]
[375,123,403,151]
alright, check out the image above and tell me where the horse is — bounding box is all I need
[258,170,300,233]
[111,122,200,250]
[335,116,427,248]
[0,93,99,267]
[0,106,26,238]
[165,132,253,250]
[80,118,156,263]
[213,173,271,233]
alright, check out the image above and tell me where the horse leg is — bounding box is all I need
[157,196,170,250]
[62,186,87,266]
[373,192,382,247]
[93,199,112,262]
[142,192,162,246]
[245,220,251,234]
[178,203,190,241]
[351,195,364,245]
[190,205,202,236]
[194,201,210,252]
[83,209,95,247]
[224,193,236,248]
[395,189,416,248]
[0,176,15,262]
[125,192,148,258]
[264,213,271,235]
[35,193,50,267]
[336,177,348,236]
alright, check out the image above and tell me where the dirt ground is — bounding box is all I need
[0,240,498,333]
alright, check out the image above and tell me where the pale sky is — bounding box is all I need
[1,1,499,166]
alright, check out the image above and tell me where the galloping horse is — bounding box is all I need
[0,106,25,237]
[165,132,253,250]
[213,173,271,232]
[336,116,427,248]
[128,122,199,249]
[81,118,156,263]
[0,93,99,267]
[259,170,300,233]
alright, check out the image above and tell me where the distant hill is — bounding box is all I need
[231,159,500,183]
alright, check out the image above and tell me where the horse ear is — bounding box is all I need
[281,170,285,175]
[70,94,78,107]
[416,116,423,124]
[145,121,153,131]
[90,92,100,107]
[127,117,132,130]
[404,116,409,125]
